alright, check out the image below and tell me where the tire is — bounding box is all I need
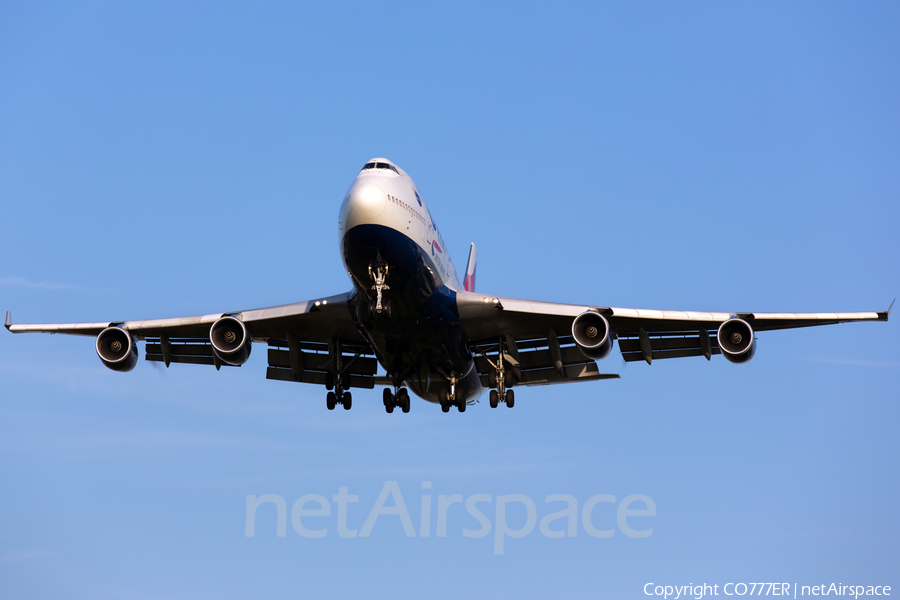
[505,368,520,388]
[505,389,514,408]
[399,387,409,399]
[383,388,393,406]
[326,391,336,410]
[386,403,394,414]
[384,299,392,319]
[402,395,410,413]
[441,403,450,413]
[489,390,499,408]
[325,372,334,391]
[340,373,351,390]
[457,399,466,412]
[343,392,352,410]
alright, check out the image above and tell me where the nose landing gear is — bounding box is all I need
[368,264,391,318]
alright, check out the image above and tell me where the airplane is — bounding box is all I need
[5,158,893,413]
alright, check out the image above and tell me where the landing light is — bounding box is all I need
[322,300,328,305]
[315,301,321,306]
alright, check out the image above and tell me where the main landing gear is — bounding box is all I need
[368,264,391,318]
[489,388,514,409]
[481,338,517,409]
[383,386,410,414]
[439,373,467,413]
[325,371,352,410]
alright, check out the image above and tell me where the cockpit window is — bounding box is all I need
[362,162,398,173]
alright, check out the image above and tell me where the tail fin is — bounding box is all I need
[464,243,477,292]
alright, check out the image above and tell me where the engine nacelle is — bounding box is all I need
[96,326,138,372]
[717,318,756,363]
[572,310,614,360]
[210,316,252,365]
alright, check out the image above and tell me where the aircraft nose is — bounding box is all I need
[347,183,387,221]
[344,183,386,225]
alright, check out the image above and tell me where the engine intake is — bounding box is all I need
[210,316,252,365]
[572,310,613,360]
[717,318,756,363]
[96,326,138,372]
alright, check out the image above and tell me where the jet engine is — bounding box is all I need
[96,326,138,372]
[210,316,253,365]
[717,318,756,363]
[572,310,614,360]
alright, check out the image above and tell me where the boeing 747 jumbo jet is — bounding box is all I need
[6,158,892,413]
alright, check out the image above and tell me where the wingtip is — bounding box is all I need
[887,299,895,321]
[4,311,10,330]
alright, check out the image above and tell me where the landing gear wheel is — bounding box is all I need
[342,392,352,410]
[383,388,393,406]
[489,390,499,408]
[505,389,514,408]
[326,391,336,410]
[401,394,410,413]
[385,403,394,413]
[384,299,392,319]
[441,403,450,413]
[325,372,334,391]
[457,400,466,413]
[340,373,351,390]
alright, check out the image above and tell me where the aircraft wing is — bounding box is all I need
[456,291,892,379]
[6,292,380,389]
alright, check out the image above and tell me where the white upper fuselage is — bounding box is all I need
[338,158,462,290]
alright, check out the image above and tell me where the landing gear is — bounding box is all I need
[327,390,352,410]
[481,337,518,409]
[325,339,355,410]
[383,386,410,414]
[438,375,467,413]
[368,264,391,317]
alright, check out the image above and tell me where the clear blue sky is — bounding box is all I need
[1,2,898,598]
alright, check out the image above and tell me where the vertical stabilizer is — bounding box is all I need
[464,243,477,292]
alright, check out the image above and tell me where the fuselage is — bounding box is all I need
[338,158,482,404]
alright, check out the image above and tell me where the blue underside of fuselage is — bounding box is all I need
[341,224,482,403]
